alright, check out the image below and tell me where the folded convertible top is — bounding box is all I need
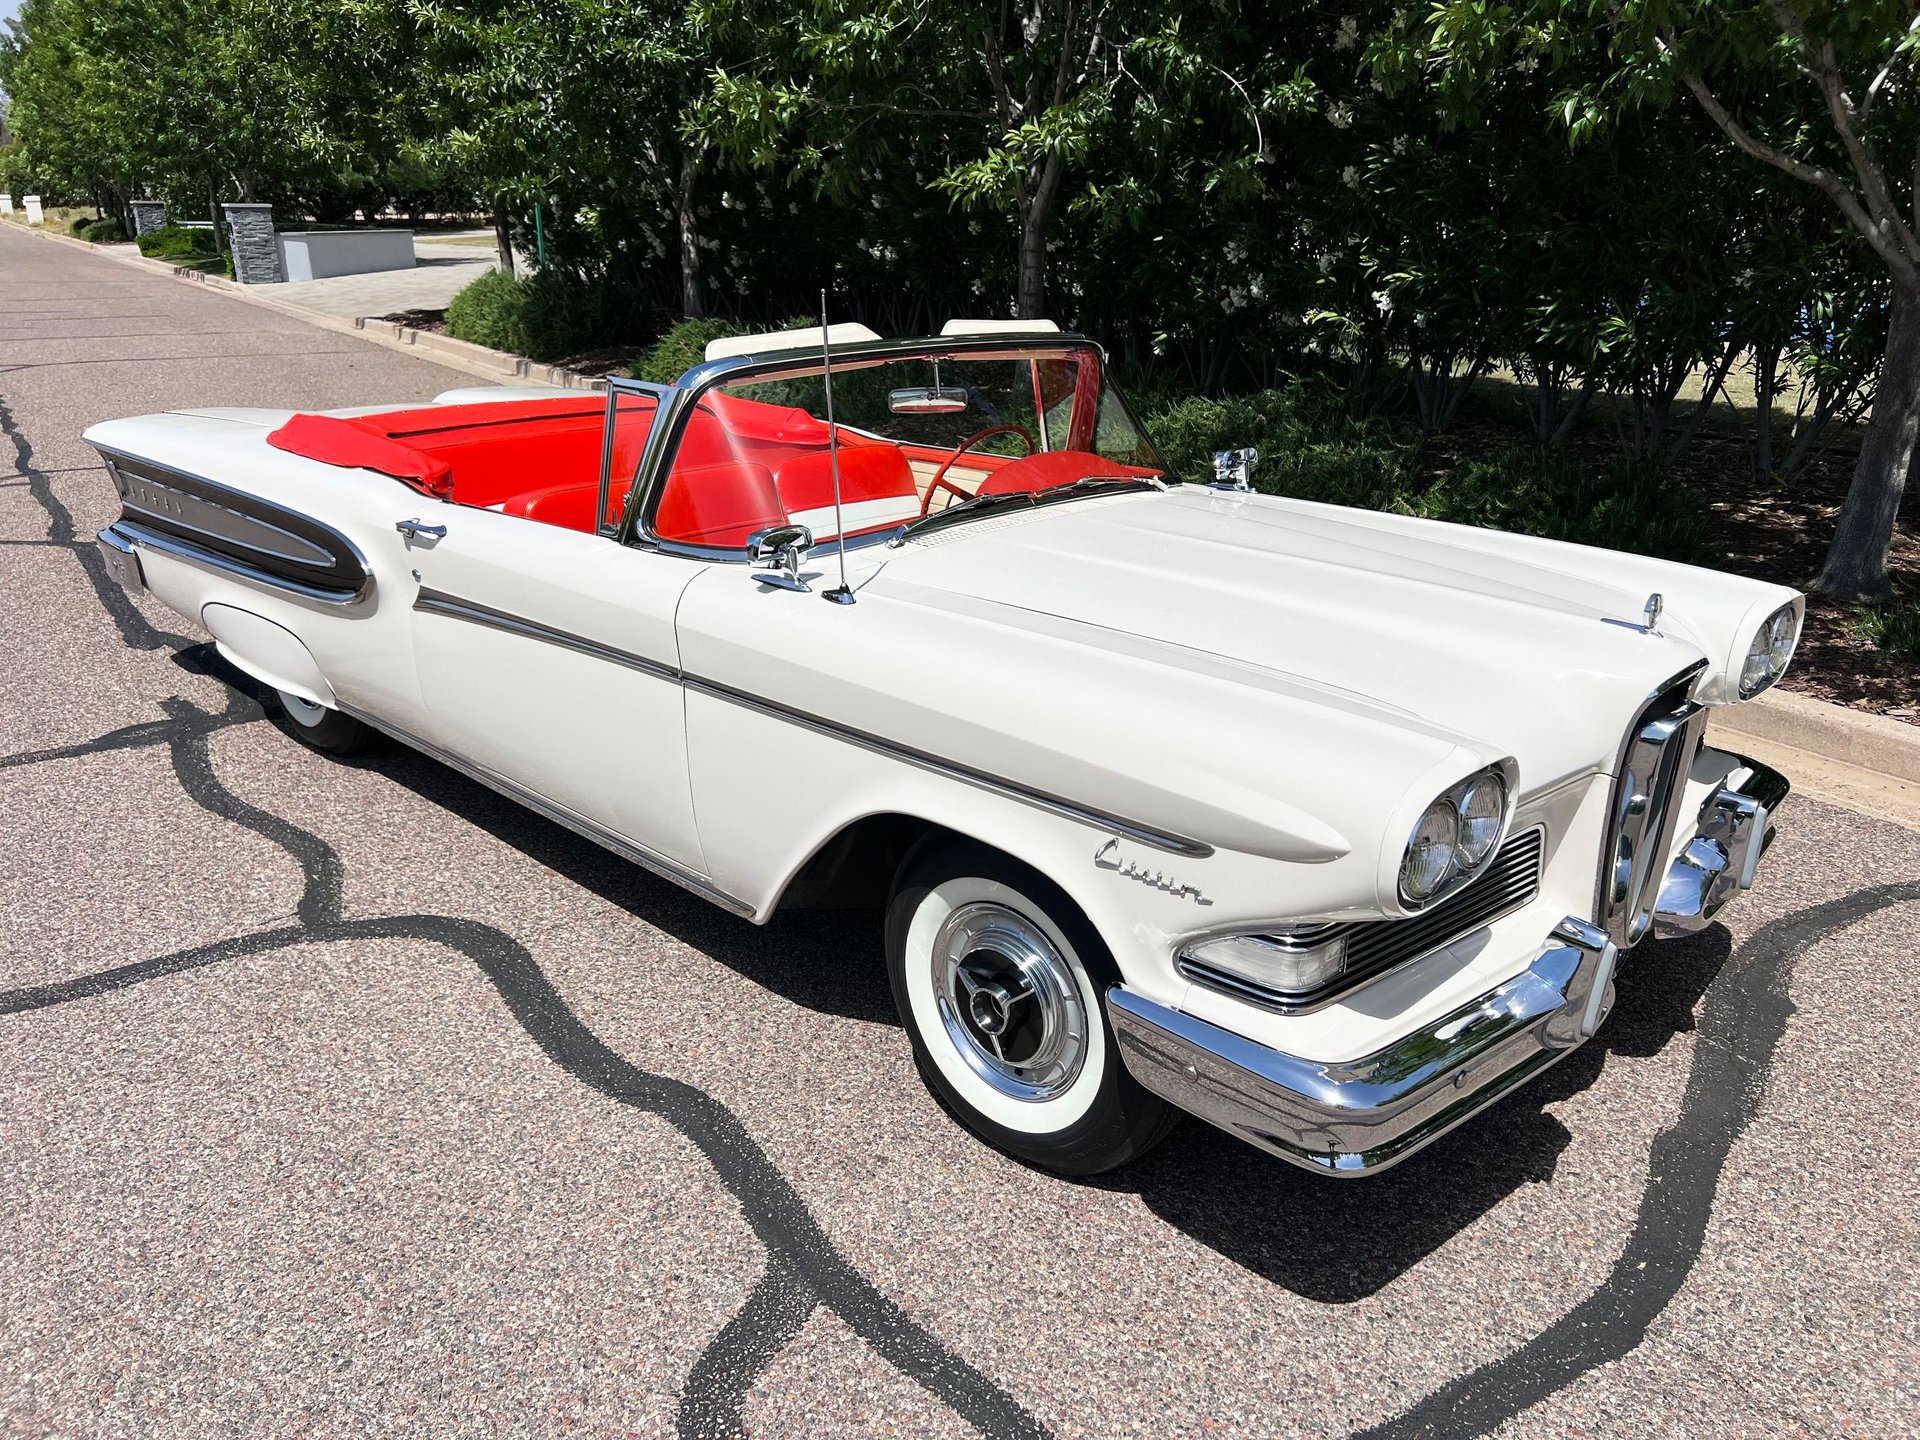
[265,398,608,500]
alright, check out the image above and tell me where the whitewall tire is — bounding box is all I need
[886,837,1178,1175]
[273,688,374,756]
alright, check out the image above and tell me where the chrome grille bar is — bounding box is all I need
[1599,681,1708,947]
[1178,828,1545,1015]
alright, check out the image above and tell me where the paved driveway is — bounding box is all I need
[3,224,1917,1439]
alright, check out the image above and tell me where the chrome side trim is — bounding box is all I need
[412,588,679,683]
[335,702,755,918]
[109,517,371,607]
[94,445,373,602]
[1653,751,1789,938]
[407,586,1212,858]
[682,674,1215,859]
[1110,915,1619,1177]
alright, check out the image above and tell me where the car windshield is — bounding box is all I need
[648,344,1164,550]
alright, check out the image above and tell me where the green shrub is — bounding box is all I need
[1854,595,1920,664]
[1142,382,1421,503]
[82,217,125,243]
[632,317,745,384]
[444,268,525,352]
[136,224,214,259]
[1411,449,1710,564]
[444,267,627,362]
[1142,383,1706,563]
[66,214,100,237]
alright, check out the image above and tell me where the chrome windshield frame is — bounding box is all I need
[615,332,1142,564]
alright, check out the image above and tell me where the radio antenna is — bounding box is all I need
[819,287,854,605]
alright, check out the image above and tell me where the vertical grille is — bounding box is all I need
[1599,672,1708,948]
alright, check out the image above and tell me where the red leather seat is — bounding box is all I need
[772,442,916,512]
[500,481,623,533]
[654,461,787,547]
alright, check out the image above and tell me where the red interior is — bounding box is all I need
[265,393,1132,549]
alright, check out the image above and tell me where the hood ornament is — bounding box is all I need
[1603,591,1665,636]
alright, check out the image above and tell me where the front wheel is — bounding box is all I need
[886,838,1177,1175]
[274,688,374,756]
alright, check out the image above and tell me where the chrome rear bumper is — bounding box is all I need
[1110,749,1790,1177]
[97,523,146,594]
[1109,916,1620,1177]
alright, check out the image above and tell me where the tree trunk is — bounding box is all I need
[1753,343,1780,478]
[1015,153,1065,320]
[1815,281,1920,600]
[676,156,704,319]
[207,174,223,255]
[491,195,515,278]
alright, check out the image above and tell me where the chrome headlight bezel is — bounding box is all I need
[1397,766,1511,909]
[1738,601,1801,700]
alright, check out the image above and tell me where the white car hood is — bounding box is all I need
[879,488,1714,794]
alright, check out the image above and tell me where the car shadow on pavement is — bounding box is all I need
[1096,924,1734,1303]
[352,735,904,1025]
[199,651,1737,1307]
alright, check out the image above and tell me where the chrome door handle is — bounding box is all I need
[395,518,447,543]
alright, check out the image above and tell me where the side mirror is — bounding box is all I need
[1211,447,1259,491]
[746,524,813,592]
[888,386,970,415]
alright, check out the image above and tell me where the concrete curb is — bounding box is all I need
[1711,686,1920,785]
[10,221,604,391]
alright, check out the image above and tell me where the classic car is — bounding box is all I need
[85,319,1799,1178]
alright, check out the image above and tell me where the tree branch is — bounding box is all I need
[1777,10,1920,261]
[1679,68,1920,289]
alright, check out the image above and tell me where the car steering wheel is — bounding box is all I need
[921,425,1037,516]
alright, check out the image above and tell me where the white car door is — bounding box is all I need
[401,503,713,884]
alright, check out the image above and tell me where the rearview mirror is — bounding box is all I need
[888,387,970,415]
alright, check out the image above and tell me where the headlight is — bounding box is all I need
[1398,766,1510,906]
[1456,772,1507,866]
[1179,928,1348,997]
[1400,799,1460,901]
[1739,602,1800,699]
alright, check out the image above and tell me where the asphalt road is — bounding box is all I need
[3,223,1918,1440]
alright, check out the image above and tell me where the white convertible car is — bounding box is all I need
[87,321,1798,1177]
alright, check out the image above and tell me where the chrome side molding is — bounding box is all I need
[1108,914,1619,1177]
[92,445,373,604]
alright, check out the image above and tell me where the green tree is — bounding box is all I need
[1421,0,1920,598]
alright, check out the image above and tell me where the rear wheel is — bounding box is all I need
[886,837,1178,1175]
[274,688,374,756]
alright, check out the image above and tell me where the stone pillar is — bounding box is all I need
[0,195,13,216]
[221,202,284,284]
[130,200,169,237]
[23,195,45,226]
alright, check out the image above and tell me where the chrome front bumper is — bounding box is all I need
[1110,917,1620,1176]
[1652,753,1788,938]
[1109,751,1789,1177]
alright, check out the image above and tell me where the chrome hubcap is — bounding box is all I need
[932,902,1087,1102]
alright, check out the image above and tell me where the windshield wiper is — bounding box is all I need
[894,489,1037,541]
[894,474,1162,543]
